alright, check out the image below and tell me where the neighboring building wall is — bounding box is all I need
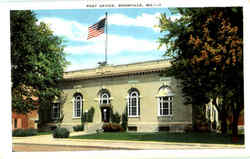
[12,110,38,130]
[56,60,192,132]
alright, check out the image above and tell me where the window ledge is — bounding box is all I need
[128,116,140,118]
[72,117,81,119]
[158,115,173,117]
[158,116,173,121]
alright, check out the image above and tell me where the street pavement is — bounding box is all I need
[12,132,245,151]
[13,143,135,151]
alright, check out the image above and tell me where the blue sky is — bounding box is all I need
[34,8,179,71]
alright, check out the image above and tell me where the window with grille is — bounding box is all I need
[51,103,60,119]
[100,93,110,104]
[73,94,83,118]
[128,91,140,117]
[159,96,173,116]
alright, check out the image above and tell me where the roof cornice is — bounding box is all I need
[63,59,171,81]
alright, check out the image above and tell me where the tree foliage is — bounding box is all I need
[158,8,243,136]
[11,10,68,113]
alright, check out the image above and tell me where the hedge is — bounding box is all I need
[12,128,38,137]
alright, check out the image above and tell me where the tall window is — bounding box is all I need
[51,103,60,120]
[14,119,17,128]
[157,86,174,116]
[73,94,83,118]
[128,90,140,117]
[159,96,173,116]
[100,92,110,104]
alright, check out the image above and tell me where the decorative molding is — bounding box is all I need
[128,80,139,84]
[64,59,171,81]
[160,77,171,81]
[99,103,112,107]
[73,85,82,89]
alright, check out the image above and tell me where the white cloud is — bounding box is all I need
[102,13,181,32]
[37,13,161,43]
[37,17,88,41]
[65,60,98,71]
[37,13,181,44]
[64,34,160,55]
[65,49,163,71]
[111,54,162,66]
[106,13,161,32]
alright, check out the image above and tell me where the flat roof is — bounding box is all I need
[63,59,171,81]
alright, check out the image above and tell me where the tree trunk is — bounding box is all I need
[213,99,227,134]
[220,115,227,134]
[220,103,227,134]
[232,112,239,137]
[232,102,241,138]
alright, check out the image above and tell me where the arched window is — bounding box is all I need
[100,92,110,104]
[73,93,83,118]
[128,89,140,117]
[157,86,174,116]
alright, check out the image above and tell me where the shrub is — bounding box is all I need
[184,125,193,133]
[81,107,95,123]
[110,109,121,124]
[12,128,38,137]
[121,109,128,130]
[12,129,25,137]
[102,123,123,132]
[73,125,84,131]
[26,128,38,136]
[53,127,70,138]
[111,112,121,123]
[87,107,95,122]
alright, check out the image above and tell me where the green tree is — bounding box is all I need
[158,8,243,137]
[11,10,68,113]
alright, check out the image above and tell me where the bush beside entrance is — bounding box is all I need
[53,127,70,138]
[102,123,124,132]
[73,125,84,131]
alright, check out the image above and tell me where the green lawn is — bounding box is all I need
[70,132,244,145]
[37,131,53,135]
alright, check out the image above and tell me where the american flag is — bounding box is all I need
[87,18,106,40]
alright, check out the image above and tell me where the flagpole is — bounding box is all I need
[105,12,108,65]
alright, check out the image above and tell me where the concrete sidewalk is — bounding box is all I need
[12,132,245,150]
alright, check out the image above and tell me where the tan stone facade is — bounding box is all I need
[54,60,192,132]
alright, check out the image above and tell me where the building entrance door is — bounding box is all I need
[101,107,110,122]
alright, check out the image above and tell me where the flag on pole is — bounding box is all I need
[87,18,106,40]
